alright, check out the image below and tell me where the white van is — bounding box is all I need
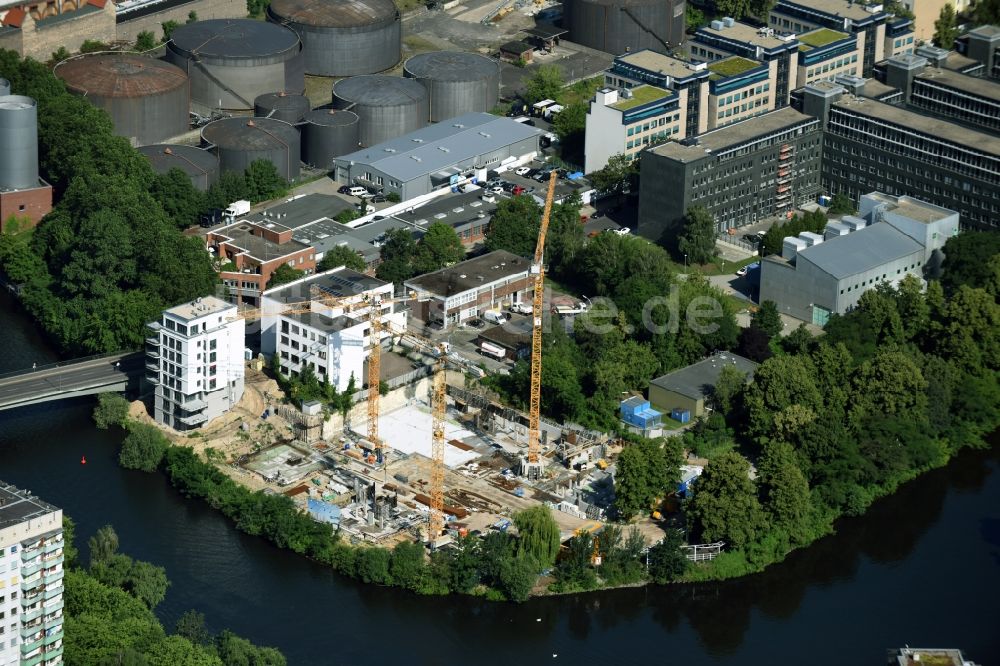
[483,310,507,325]
[347,186,367,197]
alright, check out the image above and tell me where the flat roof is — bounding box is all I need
[610,84,673,110]
[166,295,235,320]
[700,21,791,49]
[796,223,923,279]
[479,316,532,349]
[831,96,1000,156]
[776,0,886,22]
[405,249,529,297]
[336,113,541,183]
[915,66,1000,103]
[215,222,311,262]
[391,189,497,230]
[650,352,758,401]
[247,194,354,231]
[943,52,984,73]
[859,78,899,100]
[862,192,957,224]
[0,482,60,531]
[649,107,817,162]
[616,50,705,79]
[263,267,387,304]
[797,27,849,48]
[285,311,356,333]
[524,23,567,39]
[965,25,1000,39]
[707,55,761,77]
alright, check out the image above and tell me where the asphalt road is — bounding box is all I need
[0,352,143,409]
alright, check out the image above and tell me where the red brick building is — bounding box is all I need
[0,181,52,230]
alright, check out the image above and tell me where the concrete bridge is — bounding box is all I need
[0,351,145,412]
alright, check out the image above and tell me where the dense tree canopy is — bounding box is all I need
[677,206,717,265]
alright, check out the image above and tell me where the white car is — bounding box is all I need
[736,266,749,277]
[509,302,533,315]
[613,227,631,236]
[514,166,531,176]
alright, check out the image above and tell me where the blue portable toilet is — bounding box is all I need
[671,408,691,424]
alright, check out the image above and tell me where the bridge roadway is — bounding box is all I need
[0,351,145,412]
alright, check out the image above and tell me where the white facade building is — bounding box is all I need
[584,86,683,174]
[0,482,64,666]
[146,296,246,431]
[260,269,403,392]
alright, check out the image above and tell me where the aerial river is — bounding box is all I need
[1,290,997,665]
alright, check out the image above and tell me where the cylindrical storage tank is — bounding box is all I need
[54,54,189,146]
[564,0,685,57]
[254,92,311,123]
[0,95,38,190]
[403,51,500,122]
[166,19,305,111]
[332,75,428,146]
[0,79,10,96]
[301,109,361,167]
[138,144,220,191]
[266,0,401,76]
[201,117,301,181]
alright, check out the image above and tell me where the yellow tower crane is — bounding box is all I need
[524,170,558,480]
[428,345,448,543]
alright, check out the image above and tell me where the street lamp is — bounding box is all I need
[684,254,688,274]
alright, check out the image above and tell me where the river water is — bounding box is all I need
[0,290,998,665]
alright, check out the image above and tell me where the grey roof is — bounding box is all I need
[202,117,299,150]
[404,51,501,82]
[169,19,300,58]
[775,0,886,22]
[698,20,793,50]
[267,0,397,28]
[166,295,235,320]
[215,222,311,261]
[797,223,924,279]
[966,25,1000,39]
[616,49,706,80]
[249,194,353,231]
[915,67,1000,103]
[263,267,387,304]
[333,75,427,106]
[650,352,758,401]
[390,189,496,230]
[138,144,218,178]
[0,481,60,530]
[336,112,542,182]
[404,249,529,297]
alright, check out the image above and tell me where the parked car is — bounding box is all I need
[337,185,351,194]
[736,266,749,277]
[615,226,631,236]
[465,318,485,329]
[370,195,387,203]
[511,185,525,196]
[514,166,531,176]
[509,302,533,315]
[590,211,604,219]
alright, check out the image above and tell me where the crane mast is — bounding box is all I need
[524,171,558,480]
[428,348,447,543]
[368,296,384,463]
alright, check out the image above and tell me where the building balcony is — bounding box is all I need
[21,621,43,639]
[42,548,63,563]
[43,539,64,555]
[22,604,44,623]
[21,560,43,577]
[43,631,63,647]
[44,583,63,600]
[43,569,64,586]
[42,596,63,611]
[43,613,63,630]
[44,645,64,663]
[21,635,44,656]
[146,335,160,346]
[145,361,160,372]
[146,347,160,359]
[178,412,209,426]
[180,397,207,412]
[21,571,41,586]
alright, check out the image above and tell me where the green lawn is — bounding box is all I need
[558,76,604,107]
[707,56,760,77]
[610,85,672,110]
[797,27,849,48]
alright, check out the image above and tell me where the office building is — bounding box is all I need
[690,18,800,107]
[796,27,863,84]
[584,85,682,173]
[884,16,915,57]
[146,296,245,431]
[801,84,1000,230]
[956,25,1000,80]
[768,0,891,76]
[897,0,972,41]
[0,481,64,666]
[648,352,758,418]
[404,250,532,329]
[333,113,542,202]
[259,269,402,392]
[604,50,711,137]
[759,193,958,324]
[637,107,823,241]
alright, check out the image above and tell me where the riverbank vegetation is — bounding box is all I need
[62,518,286,665]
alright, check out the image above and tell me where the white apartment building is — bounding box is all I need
[145,296,246,431]
[584,86,683,174]
[0,482,64,666]
[260,269,404,392]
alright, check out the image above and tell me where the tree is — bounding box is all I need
[175,610,211,647]
[413,222,464,273]
[974,0,1000,23]
[375,228,417,284]
[613,444,651,519]
[587,152,637,193]
[512,506,560,569]
[940,232,1000,294]
[161,20,180,42]
[712,364,747,416]
[135,31,157,51]
[187,9,198,22]
[246,0,270,17]
[751,300,783,337]
[745,355,823,439]
[647,529,688,584]
[484,195,541,257]
[216,631,286,666]
[781,323,814,355]
[933,3,959,49]
[80,39,108,54]
[551,102,586,142]
[498,556,537,602]
[524,65,563,105]
[151,168,205,230]
[49,47,71,65]
[88,525,119,568]
[334,209,359,224]
[737,324,773,363]
[318,246,366,273]
[715,0,752,19]
[685,451,767,549]
[677,206,716,265]
[553,533,598,590]
[388,540,426,591]
[826,192,854,215]
[756,440,812,543]
[354,548,391,584]
[266,264,304,289]
[124,559,170,609]
[93,393,130,429]
[119,422,168,472]
[245,160,288,203]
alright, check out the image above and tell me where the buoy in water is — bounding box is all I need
[80,456,87,465]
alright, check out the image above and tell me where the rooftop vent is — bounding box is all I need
[438,146,450,152]
[412,138,424,143]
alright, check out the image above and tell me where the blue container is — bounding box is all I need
[671,408,691,424]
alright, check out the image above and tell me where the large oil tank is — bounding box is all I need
[201,117,301,181]
[564,0,685,56]
[301,109,361,168]
[0,79,10,96]
[254,92,311,123]
[138,144,220,191]
[166,19,305,111]
[332,76,428,146]
[266,0,401,76]
[403,51,500,122]
[54,54,189,146]
[0,95,38,190]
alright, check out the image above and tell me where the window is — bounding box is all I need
[209,339,217,351]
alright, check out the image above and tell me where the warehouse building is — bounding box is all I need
[404,250,532,329]
[333,112,542,202]
[800,83,1000,230]
[759,193,958,324]
[637,107,823,242]
[649,352,758,419]
[260,269,402,392]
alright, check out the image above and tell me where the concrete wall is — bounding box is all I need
[321,374,434,440]
[116,0,246,43]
